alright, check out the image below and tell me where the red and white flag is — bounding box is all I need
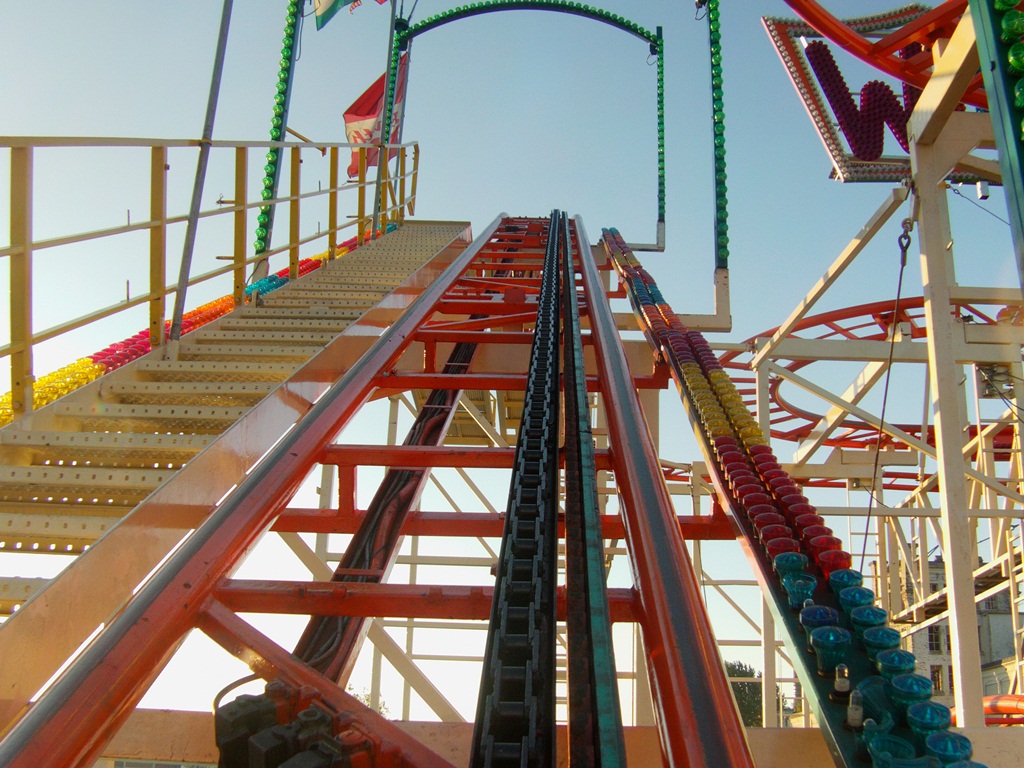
[344,53,409,178]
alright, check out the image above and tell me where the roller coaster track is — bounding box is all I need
[0,214,757,767]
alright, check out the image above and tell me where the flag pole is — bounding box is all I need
[167,0,234,352]
[371,0,398,240]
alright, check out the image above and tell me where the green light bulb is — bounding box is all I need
[1003,11,1024,42]
[1010,42,1024,75]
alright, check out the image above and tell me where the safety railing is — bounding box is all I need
[0,136,419,424]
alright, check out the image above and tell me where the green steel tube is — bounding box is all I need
[251,0,303,281]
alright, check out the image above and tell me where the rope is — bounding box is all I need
[859,215,912,571]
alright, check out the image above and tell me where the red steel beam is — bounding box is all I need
[413,330,537,344]
[575,217,755,768]
[214,581,639,624]
[271,508,736,541]
[0,215,510,768]
[319,444,614,470]
[870,0,969,57]
[423,309,538,330]
[373,372,667,391]
[784,0,985,108]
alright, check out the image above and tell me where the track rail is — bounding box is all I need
[561,215,627,765]
[470,212,562,767]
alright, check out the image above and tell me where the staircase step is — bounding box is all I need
[217,318,353,333]
[102,381,275,407]
[54,402,249,433]
[0,430,213,468]
[256,298,375,311]
[175,343,316,363]
[236,306,358,321]
[190,330,337,346]
[0,510,123,554]
[134,360,296,382]
[0,464,171,505]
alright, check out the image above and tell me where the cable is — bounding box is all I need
[948,184,1010,227]
[859,217,912,571]
[213,673,260,712]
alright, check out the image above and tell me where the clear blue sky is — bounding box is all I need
[2,1,1013,360]
[1,0,1017,713]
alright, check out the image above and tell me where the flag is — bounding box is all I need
[344,53,409,177]
[316,0,390,26]
[314,0,358,30]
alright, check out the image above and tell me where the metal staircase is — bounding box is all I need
[0,222,468,574]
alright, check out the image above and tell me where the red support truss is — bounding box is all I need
[0,216,750,768]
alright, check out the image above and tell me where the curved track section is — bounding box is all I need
[716,298,1017,490]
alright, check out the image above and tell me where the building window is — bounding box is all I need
[983,596,997,611]
[930,665,944,693]
[948,666,955,694]
[928,626,942,653]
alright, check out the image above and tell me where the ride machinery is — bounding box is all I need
[3,1,1024,767]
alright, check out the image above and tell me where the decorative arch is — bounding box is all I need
[379,1,667,229]
[399,1,660,47]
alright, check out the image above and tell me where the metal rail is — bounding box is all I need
[560,214,626,766]
[2,137,418,422]
[576,215,756,767]
[470,212,562,767]
[0,215,506,768]
[292,341,477,681]
[289,243,520,684]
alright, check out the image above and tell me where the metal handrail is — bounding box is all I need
[1,137,419,422]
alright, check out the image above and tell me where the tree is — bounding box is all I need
[347,685,390,717]
[725,660,763,727]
